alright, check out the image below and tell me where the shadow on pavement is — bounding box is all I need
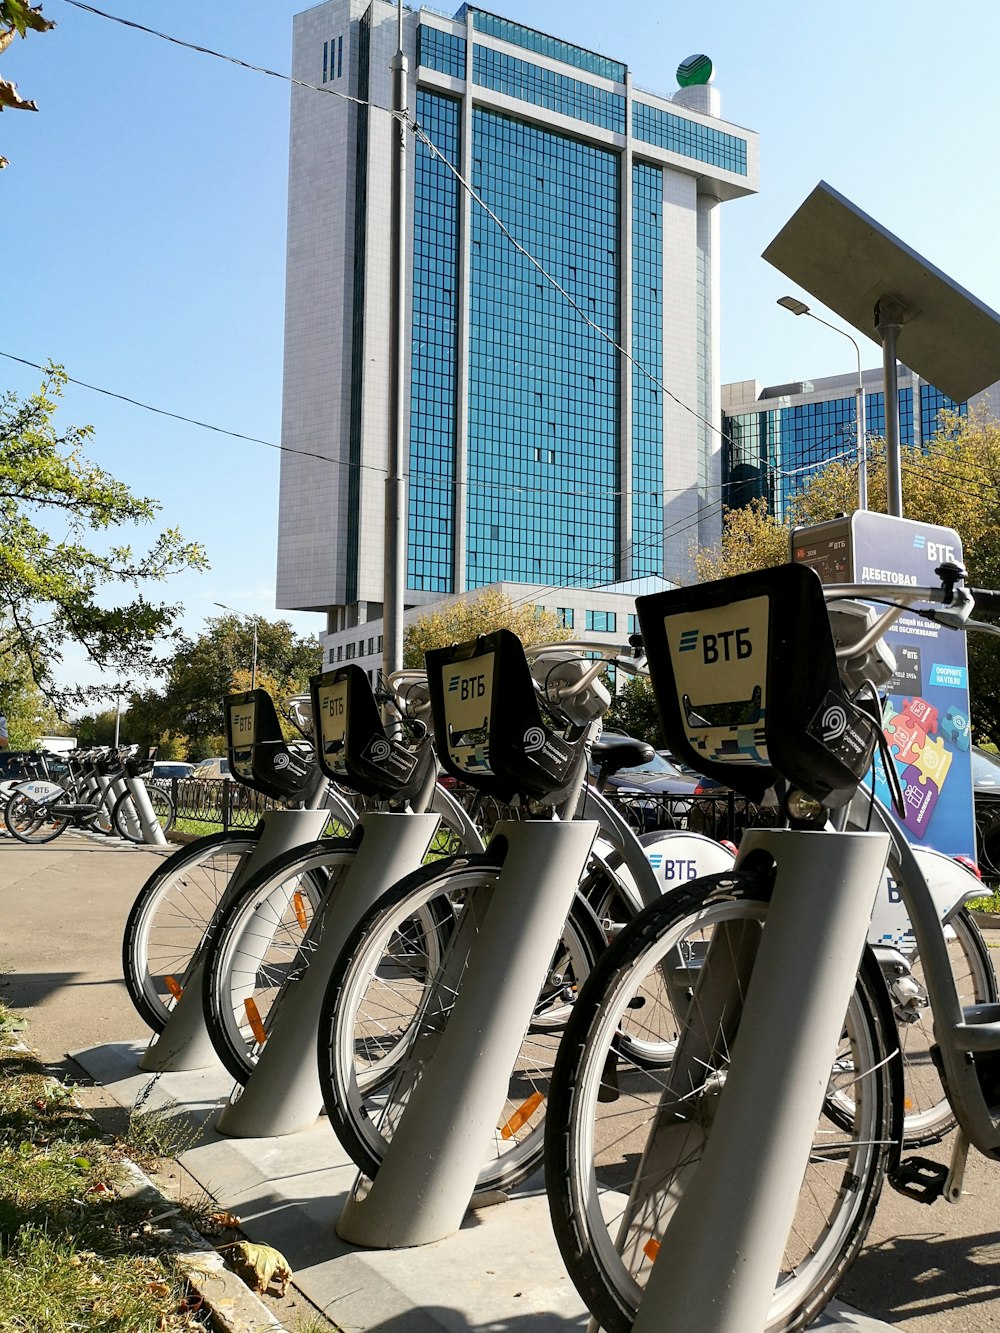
[840,1226,1000,1322]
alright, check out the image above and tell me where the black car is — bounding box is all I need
[972,746,1000,879]
[589,737,702,832]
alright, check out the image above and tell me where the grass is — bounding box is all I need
[0,1003,342,1333]
[967,887,1000,915]
[0,1001,207,1332]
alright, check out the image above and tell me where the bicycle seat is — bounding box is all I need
[425,628,588,803]
[309,664,434,802]
[637,561,879,808]
[224,689,323,804]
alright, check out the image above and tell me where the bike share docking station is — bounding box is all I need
[140,691,333,1074]
[215,665,461,1138]
[337,631,601,1248]
[620,562,892,1332]
[618,182,1000,1330]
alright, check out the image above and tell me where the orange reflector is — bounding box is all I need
[904,1096,914,1111]
[643,1238,660,1263]
[243,997,267,1046]
[292,891,308,931]
[164,975,183,1000]
[500,1090,543,1140]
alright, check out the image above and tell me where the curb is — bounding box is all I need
[15,1042,291,1333]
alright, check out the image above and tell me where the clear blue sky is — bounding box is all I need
[5,0,1000,697]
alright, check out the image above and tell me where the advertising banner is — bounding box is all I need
[793,512,975,861]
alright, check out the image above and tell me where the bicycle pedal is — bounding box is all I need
[889,1155,948,1204]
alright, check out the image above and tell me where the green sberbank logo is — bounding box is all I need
[676,54,714,87]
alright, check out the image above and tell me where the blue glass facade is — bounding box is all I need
[417,24,466,80]
[465,107,620,588]
[725,380,968,520]
[473,45,625,134]
[920,382,966,439]
[408,91,462,594]
[634,101,747,175]
[464,7,626,82]
[632,162,663,577]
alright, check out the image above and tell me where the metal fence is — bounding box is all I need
[160,777,999,889]
[164,776,775,845]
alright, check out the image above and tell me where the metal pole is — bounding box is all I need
[250,619,258,691]
[776,297,867,510]
[383,3,408,681]
[876,295,907,517]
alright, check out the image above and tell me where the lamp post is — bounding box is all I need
[214,602,258,690]
[777,295,868,511]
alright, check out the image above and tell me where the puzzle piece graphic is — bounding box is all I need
[902,696,939,734]
[942,705,971,751]
[885,711,929,767]
[898,763,939,837]
[909,734,952,790]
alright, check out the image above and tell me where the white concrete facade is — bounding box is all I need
[277,1,759,636]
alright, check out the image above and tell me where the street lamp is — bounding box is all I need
[214,602,258,690]
[777,295,868,511]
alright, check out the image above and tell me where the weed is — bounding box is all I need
[124,1100,202,1166]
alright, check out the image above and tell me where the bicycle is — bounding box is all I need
[121,688,359,1035]
[313,633,735,1209]
[110,749,175,841]
[4,746,135,843]
[543,556,1000,1332]
[198,662,492,1089]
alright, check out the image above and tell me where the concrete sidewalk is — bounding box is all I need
[1,835,997,1331]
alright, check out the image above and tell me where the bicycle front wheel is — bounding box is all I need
[4,791,70,843]
[203,842,355,1083]
[545,869,895,1333]
[318,856,606,1194]
[122,831,259,1031]
[112,787,176,842]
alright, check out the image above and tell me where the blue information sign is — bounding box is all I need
[793,512,975,861]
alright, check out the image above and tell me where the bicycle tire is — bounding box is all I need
[544,868,895,1333]
[318,855,607,1194]
[4,791,71,843]
[121,830,259,1031]
[202,841,355,1083]
[889,906,997,1146]
[111,786,177,842]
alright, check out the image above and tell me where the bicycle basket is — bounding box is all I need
[636,561,878,807]
[309,664,433,802]
[224,689,319,803]
[425,628,587,802]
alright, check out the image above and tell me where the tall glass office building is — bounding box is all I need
[722,369,981,520]
[276,0,758,637]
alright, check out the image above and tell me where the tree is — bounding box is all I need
[127,614,322,756]
[0,369,207,709]
[604,674,664,747]
[694,412,1000,745]
[403,588,571,668]
[1,1,55,168]
[692,497,791,583]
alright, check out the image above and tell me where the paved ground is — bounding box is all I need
[0,833,998,1331]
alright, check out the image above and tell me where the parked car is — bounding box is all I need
[590,736,702,832]
[190,757,232,779]
[972,746,1000,879]
[151,761,194,781]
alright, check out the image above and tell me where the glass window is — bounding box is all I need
[345,643,355,660]
[417,25,467,79]
[466,8,626,82]
[633,101,747,176]
[557,607,574,628]
[586,610,616,632]
[473,45,625,133]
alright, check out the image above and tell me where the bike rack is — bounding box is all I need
[215,810,443,1138]
[628,826,889,1333]
[138,808,331,1073]
[336,815,599,1248]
